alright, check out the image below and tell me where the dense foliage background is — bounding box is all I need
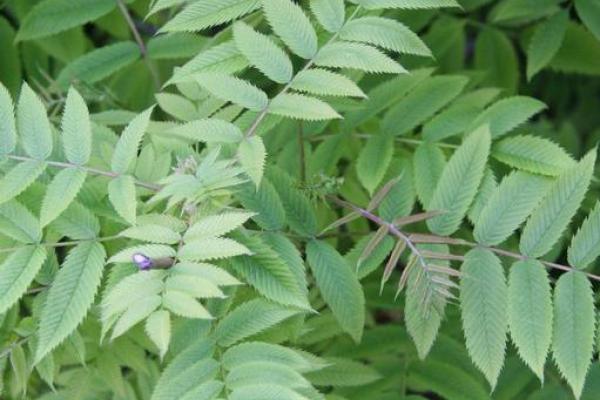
[1,0,600,399]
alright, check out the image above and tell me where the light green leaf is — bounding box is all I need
[467,168,497,224]
[56,41,141,89]
[310,0,345,33]
[163,291,212,319]
[262,0,318,59]
[492,135,574,176]
[195,73,268,112]
[61,87,92,165]
[568,202,600,270]
[520,150,596,258]
[290,69,365,98]
[111,107,154,174]
[427,126,491,235]
[356,134,394,195]
[0,200,42,243]
[340,16,431,56]
[382,75,468,136]
[0,160,46,205]
[17,83,53,159]
[238,136,266,187]
[233,21,293,84]
[108,175,138,225]
[527,11,568,80]
[111,295,163,340]
[469,96,547,139]
[35,242,106,364]
[52,202,100,240]
[413,143,446,208]
[171,262,241,287]
[475,27,519,93]
[305,357,381,386]
[108,244,175,264]
[146,310,171,360]
[185,211,254,241]
[223,342,325,372]
[178,237,251,261]
[314,42,406,74]
[156,93,198,122]
[16,0,116,41]
[229,384,308,400]
[306,240,365,342]
[168,119,243,143]
[165,274,224,299]
[575,0,600,41]
[40,168,87,227]
[147,33,205,60]
[508,259,552,381]
[356,0,460,9]
[474,171,551,246]
[0,246,47,314]
[161,0,261,33]
[215,299,300,347]
[119,224,181,244]
[553,271,595,399]
[460,248,508,389]
[0,82,16,156]
[269,93,341,121]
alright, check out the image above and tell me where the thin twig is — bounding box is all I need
[116,0,161,89]
[328,196,600,283]
[7,155,161,191]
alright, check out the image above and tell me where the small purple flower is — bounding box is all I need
[132,253,153,271]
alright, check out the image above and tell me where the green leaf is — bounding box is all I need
[469,96,547,139]
[178,237,251,261]
[40,168,87,227]
[467,168,497,224]
[262,0,318,59]
[356,0,460,9]
[492,135,574,176]
[460,248,508,389]
[230,233,310,309]
[568,202,600,270]
[215,299,300,347]
[168,119,243,143]
[474,171,551,246]
[0,246,47,314]
[475,27,519,93]
[9,343,28,397]
[229,384,308,400]
[426,126,491,236]
[156,93,197,122]
[195,72,268,112]
[149,338,218,400]
[223,342,325,372]
[185,211,254,241]
[575,0,600,41]
[314,42,406,74]
[0,160,46,205]
[382,75,468,136]
[268,167,317,237]
[161,0,261,33]
[520,150,596,258]
[0,82,16,156]
[237,179,286,231]
[56,42,141,89]
[61,87,92,165]
[306,240,365,342]
[413,143,446,208]
[163,291,212,319]
[340,16,431,56]
[378,156,416,221]
[119,224,181,244]
[269,93,341,120]
[108,175,138,225]
[527,11,568,80]
[290,69,365,98]
[553,271,595,399]
[111,107,154,174]
[356,134,394,195]
[0,200,42,243]
[35,242,106,364]
[16,0,116,41]
[305,357,381,386]
[310,0,345,33]
[147,33,206,60]
[238,136,266,187]
[508,260,552,381]
[17,83,53,160]
[52,202,100,240]
[550,22,600,76]
[233,21,293,84]
[422,103,483,142]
